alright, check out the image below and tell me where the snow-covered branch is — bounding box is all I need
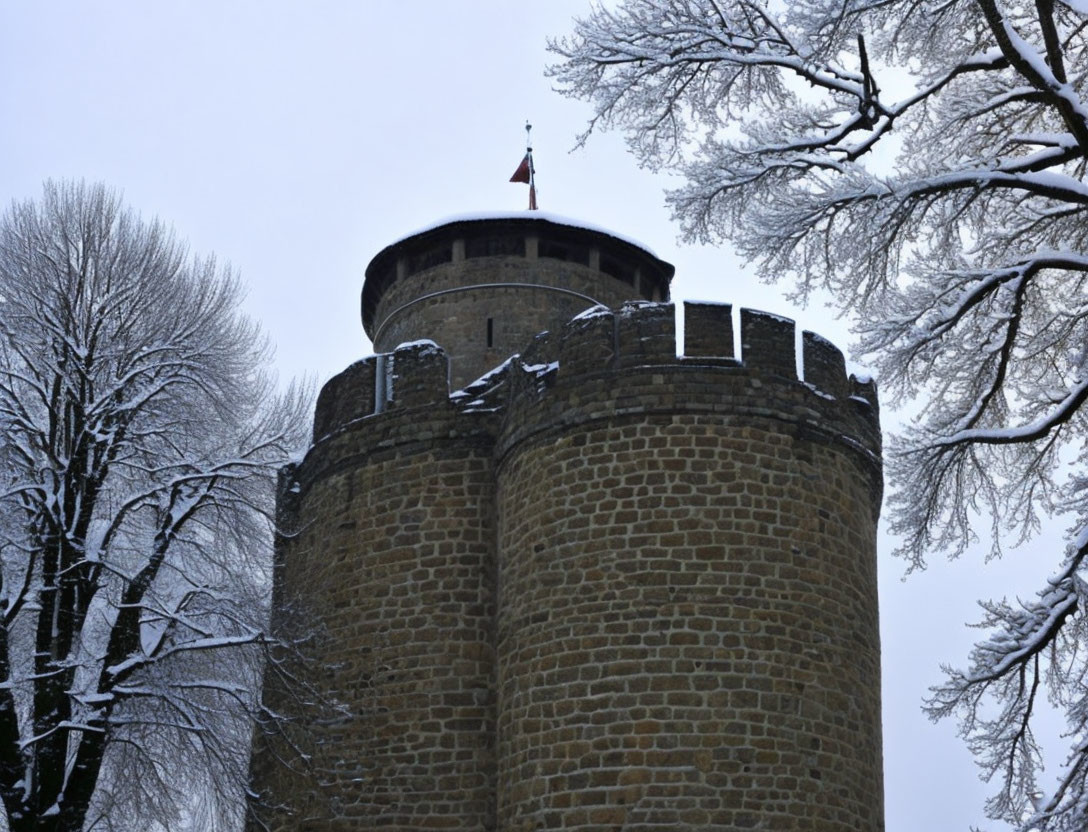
[0,181,312,832]
[553,2,1088,828]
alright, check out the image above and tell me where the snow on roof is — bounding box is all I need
[383,209,662,260]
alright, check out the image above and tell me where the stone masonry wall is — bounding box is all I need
[256,343,500,831]
[494,306,882,831]
[371,256,654,391]
[252,302,883,832]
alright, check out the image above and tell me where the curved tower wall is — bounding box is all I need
[254,215,884,832]
[274,343,500,830]
[362,217,673,390]
[494,303,882,831]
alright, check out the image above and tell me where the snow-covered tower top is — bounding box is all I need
[361,211,675,389]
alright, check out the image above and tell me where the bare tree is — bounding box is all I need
[0,181,309,831]
[551,2,1088,829]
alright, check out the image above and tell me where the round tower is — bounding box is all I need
[252,214,884,832]
[362,213,673,390]
[493,303,883,831]
[257,342,501,831]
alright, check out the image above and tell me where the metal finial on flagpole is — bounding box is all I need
[525,121,532,152]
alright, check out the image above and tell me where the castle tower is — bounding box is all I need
[251,213,884,832]
[363,214,673,389]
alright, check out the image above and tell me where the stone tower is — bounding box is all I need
[362,213,673,389]
[251,212,884,831]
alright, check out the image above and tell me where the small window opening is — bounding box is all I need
[404,244,452,277]
[600,254,635,286]
[539,238,590,266]
[466,235,525,259]
[487,318,494,348]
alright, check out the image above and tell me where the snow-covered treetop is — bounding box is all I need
[551,3,1088,829]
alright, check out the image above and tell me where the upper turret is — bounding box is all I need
[361,212,675,390]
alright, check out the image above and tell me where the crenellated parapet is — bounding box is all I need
[301,301,880,506]
[493,302,881,512]
[496,300,877,397]
[311,340,451,442]
[300,340,497,498]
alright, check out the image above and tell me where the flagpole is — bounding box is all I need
[509,122,538,210]
[526,121,537,211]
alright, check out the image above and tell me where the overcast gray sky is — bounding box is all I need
[1,3,1063,830]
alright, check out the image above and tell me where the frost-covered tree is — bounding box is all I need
[0,181,309,831]
[552,2,1088,829]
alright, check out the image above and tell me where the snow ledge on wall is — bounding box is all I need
[383,209,661,259]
